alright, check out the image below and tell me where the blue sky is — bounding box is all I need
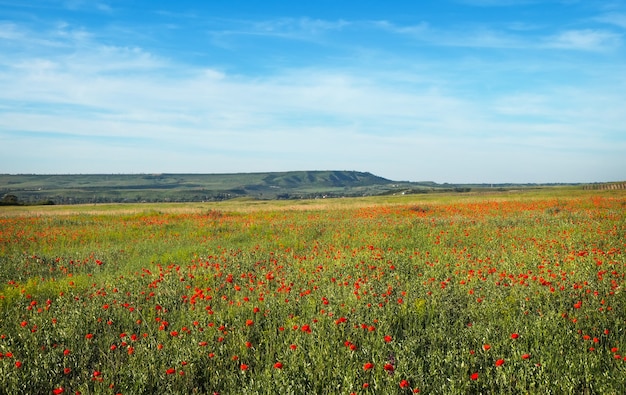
[1,1,625,183]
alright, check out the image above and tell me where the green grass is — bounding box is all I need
[0,190,625,394]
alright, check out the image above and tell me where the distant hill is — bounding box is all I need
[0,171,397,204]
[0,171,599,205]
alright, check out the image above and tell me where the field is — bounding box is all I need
[0,190,625,394]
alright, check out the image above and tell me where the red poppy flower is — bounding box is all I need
[273,362,283,369]
[53,388,65,395]
[495,359,505,367]
[363,362,374,371]
[384,335,393,343]
[470,372,479,380]
[240,364,248,371]
[384,363,394,372]
[399,380,410,388]
[482,344,491,351]
[166,368,176,375]
[521,354,531,360]
[14,361,22,368]
[511,333,519,339]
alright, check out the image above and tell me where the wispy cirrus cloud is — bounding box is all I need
[594,12,626,29]
[208,17,352,46]
[544,29,622,51]
[370,20,623,51]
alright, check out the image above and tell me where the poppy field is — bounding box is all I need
[1,191,625,394]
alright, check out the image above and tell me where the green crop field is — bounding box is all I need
[1,189,625,394]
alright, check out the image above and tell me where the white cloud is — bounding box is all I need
[594,13,626,29]
[0,22,23,39]
[544,29,622,51]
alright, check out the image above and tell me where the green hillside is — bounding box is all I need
[0,171,400,204]
[0,171,596,205]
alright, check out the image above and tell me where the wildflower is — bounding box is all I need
[384,363,394,372]
[384,335,393,343]
[482,344,491,351]
[15,361,22,368]
[363,362,374,371]
[240,364,248,371]
[245,319,254,327]
[166,368,176,375]
[53,388,65,395]
[511,333,519,339]
[470,372,479,380]
[495,359,505,367]
[521,354,531,360]
[63,367,71,374]
[399,379,410,388]
[289,344,297,350]
[273,362,283,369]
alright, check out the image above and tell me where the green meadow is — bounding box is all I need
[1,189,625,394]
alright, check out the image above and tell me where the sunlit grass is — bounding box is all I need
[1,190,624,394]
